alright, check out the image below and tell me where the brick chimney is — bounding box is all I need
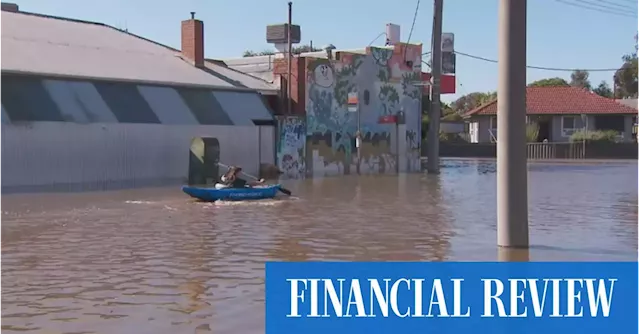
[181,12,204,68]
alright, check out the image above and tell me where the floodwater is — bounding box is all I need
[1,159,638,333]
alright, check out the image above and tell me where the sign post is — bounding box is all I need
[348,92,361,174]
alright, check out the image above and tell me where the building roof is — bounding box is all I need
[464,86,639,117]
[615,98,638,110]
[221,47,380,84]
[1,10,278,94]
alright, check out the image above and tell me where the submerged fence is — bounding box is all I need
[429,141,638,160]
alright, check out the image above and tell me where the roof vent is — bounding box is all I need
[1,2,19,12]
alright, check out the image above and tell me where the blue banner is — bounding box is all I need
[265,262,638,334]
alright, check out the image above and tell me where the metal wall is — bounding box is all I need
[1,122,274,193]
[258,125,276,165]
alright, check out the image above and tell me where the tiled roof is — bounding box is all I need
[615,99,638,110]
[464,86,638,117]
[1,10,278,93]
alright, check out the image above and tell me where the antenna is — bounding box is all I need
[190,11,195,19]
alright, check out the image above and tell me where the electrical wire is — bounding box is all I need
[368,32,387,47]
[454,50,623,72]
[403,0,421,60]
[554,0,637,18]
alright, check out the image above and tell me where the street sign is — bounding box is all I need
[442,33,454,52]
[347,92,358,112]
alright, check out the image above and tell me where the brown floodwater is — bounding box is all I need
[1,159,638,333]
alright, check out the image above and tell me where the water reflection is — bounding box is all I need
[1,159,637,333]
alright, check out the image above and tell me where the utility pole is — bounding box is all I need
[287,2,293,115]
[497,0,529,248]
[426,0,443,174]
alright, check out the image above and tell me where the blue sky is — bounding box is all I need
[10,0,638,102]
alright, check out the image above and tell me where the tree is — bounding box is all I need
[614,34,638,98]
[242,44,322,57]
[291,45,322,54]
[570,70,591,90]
[242,49,276,57]
[450,91,497,114]
[592,81,613,98]
[614,55,640,99]
[528,77,569,87]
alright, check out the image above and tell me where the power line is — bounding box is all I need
[403,0,421,60]
[454,50,622,72]
[368,32,387,47]
[595,0,637,10]
[554,0,637,18]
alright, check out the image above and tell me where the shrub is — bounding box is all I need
[438,131,468,143]
[570,130,620,143]
[525,123,540,143]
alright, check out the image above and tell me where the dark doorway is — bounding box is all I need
[188,137,220,186]
[537,119,551,142]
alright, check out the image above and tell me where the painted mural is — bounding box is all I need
[276,116,306,178]
[305,44,423,176]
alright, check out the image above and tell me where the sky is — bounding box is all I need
[7,0,639,102]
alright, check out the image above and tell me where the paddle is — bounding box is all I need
[217,162,292,196]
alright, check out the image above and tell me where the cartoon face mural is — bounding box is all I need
[313,64,335,88]
[304,43,423,176]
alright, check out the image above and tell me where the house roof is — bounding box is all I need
[464,86,638,117]
[615,99,638,110]
[1,10,278,94]
[221,47,380,84]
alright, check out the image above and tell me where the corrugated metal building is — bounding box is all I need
[1,5,279,193]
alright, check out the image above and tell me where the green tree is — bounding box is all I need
[528,77,569,87]
[614,34,638,98]
[570,70,591,90]
[242,49,276,57]
[592,81,613,98]
[242,44,321,57]
[291,45,322,54]
[450,91,497,114]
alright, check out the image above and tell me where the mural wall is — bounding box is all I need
[276,116,306,178]
[305,44,423,176]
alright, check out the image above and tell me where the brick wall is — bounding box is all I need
[273,56,307,115]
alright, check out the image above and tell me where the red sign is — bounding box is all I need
[421,73,456,94]
[378,115,397,124]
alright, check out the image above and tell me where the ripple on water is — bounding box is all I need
[1,159,637,333]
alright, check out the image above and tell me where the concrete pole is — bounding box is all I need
[497,0,529,248]
[426,0,443,174]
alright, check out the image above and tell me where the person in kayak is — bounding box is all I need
[220,166,265,188]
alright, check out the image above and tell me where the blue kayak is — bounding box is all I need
[182,184,281,201]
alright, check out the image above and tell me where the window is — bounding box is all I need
[561,116,577,137]
[1,74,65,122]
[93,81,161,124]
[489,116,497,142]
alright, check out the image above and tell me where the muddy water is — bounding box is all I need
[1,159,637,333]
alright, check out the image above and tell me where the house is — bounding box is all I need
[1,4,279,192]
[464,86,638,143]
[615,99,639,136]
